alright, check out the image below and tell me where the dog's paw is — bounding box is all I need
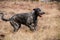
[30,28,36,32]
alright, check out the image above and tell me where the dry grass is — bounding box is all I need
[0,1,60,40]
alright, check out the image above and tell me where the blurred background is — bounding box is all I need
[0,0,60,40]
[0,0,60,2]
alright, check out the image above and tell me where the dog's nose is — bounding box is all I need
[42,12,45,14]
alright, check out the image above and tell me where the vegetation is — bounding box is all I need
[0,1,60,40]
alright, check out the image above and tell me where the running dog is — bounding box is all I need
[0,8,45,32]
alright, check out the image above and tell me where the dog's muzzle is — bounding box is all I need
[39,12,45,17]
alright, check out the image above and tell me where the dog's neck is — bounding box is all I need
[32,11,38,20]
[33,11,39,17]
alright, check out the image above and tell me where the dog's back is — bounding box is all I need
[10,12,33,25]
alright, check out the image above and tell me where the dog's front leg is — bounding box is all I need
[33,20,37,31]
[27,24,34,31]
[34,23,37,31]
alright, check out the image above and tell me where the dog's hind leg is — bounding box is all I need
[10,21,21,32]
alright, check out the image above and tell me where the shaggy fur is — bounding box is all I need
[0,8,45,32]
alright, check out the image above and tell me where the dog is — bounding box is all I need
[0,8,45,32]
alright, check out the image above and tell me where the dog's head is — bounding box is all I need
[33,8,45,17]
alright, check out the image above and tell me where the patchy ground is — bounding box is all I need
[0,1,60,40]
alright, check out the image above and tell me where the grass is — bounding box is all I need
[0,1,60,40]
[57,32,60,40]
[55,15,60,40]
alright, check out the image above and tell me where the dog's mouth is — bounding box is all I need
[39,12,45,17]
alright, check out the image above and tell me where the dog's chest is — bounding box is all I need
[27,16,33,23]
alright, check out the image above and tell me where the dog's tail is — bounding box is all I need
[0,13,10,21]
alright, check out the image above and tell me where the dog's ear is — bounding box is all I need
[33,8,35,11]
[33,8,39,11]
[0,12,3,15]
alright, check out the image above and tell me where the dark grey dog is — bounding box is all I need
[0,8,45,32]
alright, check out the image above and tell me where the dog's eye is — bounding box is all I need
[39,9,41,11]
